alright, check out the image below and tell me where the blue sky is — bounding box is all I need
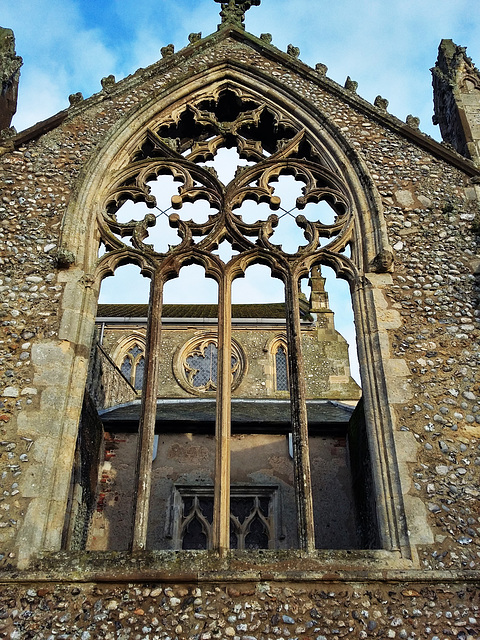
[3,0,479,383]
[4,0,480,136]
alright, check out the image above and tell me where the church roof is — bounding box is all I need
[96,302,314,321]
[99,398,355,433]
[97,302,288,319]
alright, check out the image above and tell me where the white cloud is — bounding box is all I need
[3,0,117,129]
[13,70,67,131]
[249,0,480,138]
[6,0,480,136]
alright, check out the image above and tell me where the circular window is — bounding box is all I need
[174,333,246,395]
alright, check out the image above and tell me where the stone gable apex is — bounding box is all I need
[2,22,480,179]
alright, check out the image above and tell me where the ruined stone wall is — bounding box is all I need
[85,431,357,552]
[0,27,21,132]
[0,26,479,633]
[88,343,137,411]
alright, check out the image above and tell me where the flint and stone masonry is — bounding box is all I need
[0,2,480,638]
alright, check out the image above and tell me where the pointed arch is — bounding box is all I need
[28,57,411,562]
[59,64,391,281]
[263,333,289,394]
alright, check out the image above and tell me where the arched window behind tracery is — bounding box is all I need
[120,344,145,391]
[275,343,288,391]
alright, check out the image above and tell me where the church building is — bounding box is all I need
[0,1,479,637]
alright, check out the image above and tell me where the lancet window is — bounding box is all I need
[274,342,288,391]
[120,344,145,391]
[98,87,358,553]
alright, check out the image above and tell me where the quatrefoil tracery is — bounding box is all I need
[99,91,354,276]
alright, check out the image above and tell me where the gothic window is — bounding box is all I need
[88,85,392,555]
[120,355,132,381]
[174,334,245,394]
[134,356,145,391]
[119,344,145,391]
[274,343,288,391]
[170,486,277,551]
[188,342,219,389]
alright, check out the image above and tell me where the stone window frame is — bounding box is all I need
[121,345,145,390]
[173,332,246,396]
[27,68,416,572]
[89,83,400,555]
[166,484,280,551]
[111,333,147,392]
[266,334,289,395]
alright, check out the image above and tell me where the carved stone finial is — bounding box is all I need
[101,75,116,92]
[214,0,261,29]
[188,33,202,44]
[406,114,420,129]
[68,92,83,106]
[260,33,272,44]
[0,27,22,131]
[315,63,328,76]
[374,95,389,110]
[309,265,330,312]
[287,44,300,59]
[161,44,175,58]
[344,76,358,93]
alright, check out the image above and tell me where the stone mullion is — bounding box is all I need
[131,268,164,551]
[212,272,232,554]
[284,268,316,553]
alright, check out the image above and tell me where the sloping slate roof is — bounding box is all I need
[99,398,355,433]
[97,303,287,319]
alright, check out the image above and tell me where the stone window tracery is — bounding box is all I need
[169,485,277,551]
[187,341,219,390]
[92,84,396,555]
[174,334,245,395]
[119,344,145,391]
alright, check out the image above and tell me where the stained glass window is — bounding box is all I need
[120,345,145,390]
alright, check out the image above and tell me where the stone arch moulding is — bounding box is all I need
[60,65,392,274]
[29,63,414,566]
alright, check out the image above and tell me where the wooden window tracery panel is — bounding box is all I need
[169,485,278,551]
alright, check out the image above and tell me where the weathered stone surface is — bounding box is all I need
[0,580,476,639]
[0,6,479,634]
[0,27,22,130]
